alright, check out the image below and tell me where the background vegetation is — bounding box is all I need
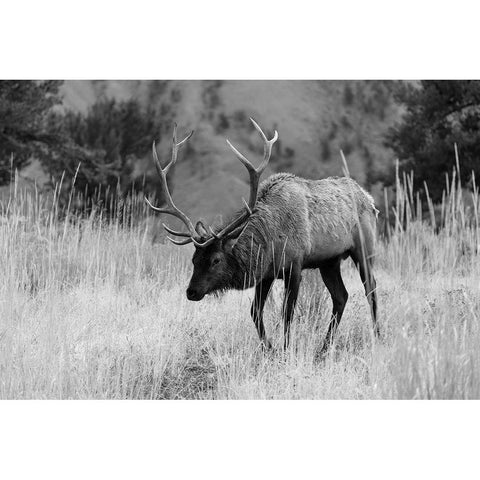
[2,80,403,222]
[4,80,480,223]
[0,81,64,185]
[385,80,480,202]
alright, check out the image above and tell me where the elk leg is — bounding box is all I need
[282,265,302,350]
[319,257,348,352]
[251,278,274,349]
[350,249,379,337]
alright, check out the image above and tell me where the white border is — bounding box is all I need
[2,1,480,478]
[1,401,479,479]
[2,0,480,79]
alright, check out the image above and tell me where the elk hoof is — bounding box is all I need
[315,342,331,362]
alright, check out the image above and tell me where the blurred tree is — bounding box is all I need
[0,80,63,185]
[45,98,162,208]
[386,81,480,201]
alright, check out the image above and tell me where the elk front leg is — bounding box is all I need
[282,265,302,350]
[319,257,348,353]
[251,278,274,349]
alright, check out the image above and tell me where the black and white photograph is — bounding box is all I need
[2,1,480,479]
[3,78,480,400]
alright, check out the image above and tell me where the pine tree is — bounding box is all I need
[386,81,480,201]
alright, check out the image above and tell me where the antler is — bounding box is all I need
[227,118,279,211]
[146,119,278,249]
[145,124,208,247]
[213,118,278,240]
[186,118,278,248]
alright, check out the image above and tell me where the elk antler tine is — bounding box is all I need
[145,195,166,212]
[192,236,216,248]
[152,141,163,175]
[249,118,268,144]
[167,236,193,246]
[163,223,191,238]
[208,226,220,239]
[226,139,255,171]
[177,130,194,147]
[145,198,186,219]
[272,130,279,143]
[257,131,279,172]
[250,118,279,148]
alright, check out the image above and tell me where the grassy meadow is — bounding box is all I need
[1,170,480,399]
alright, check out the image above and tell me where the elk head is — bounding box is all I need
[145,118,278,301]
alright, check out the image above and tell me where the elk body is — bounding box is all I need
[146,119,379,352]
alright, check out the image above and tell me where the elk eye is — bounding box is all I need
[212,257,220,267]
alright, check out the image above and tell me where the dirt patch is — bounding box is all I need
[159,348,217,399]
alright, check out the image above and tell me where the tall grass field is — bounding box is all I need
[1,166,480,399]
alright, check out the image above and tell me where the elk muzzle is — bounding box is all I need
[186,286,205,301]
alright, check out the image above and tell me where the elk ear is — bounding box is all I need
[222,237,236,254]
[222,223,248,253]
[195,221,209,238]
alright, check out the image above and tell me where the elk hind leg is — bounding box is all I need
[350,235,379,337]
[282,264,302,350]
[319,257,348,352]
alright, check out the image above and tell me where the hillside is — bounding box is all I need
[13,80,404,229]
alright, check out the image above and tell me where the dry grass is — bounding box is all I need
[1,170,480,399]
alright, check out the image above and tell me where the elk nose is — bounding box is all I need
[186,287,199,301]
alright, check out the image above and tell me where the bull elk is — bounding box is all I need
[145,119,379,352]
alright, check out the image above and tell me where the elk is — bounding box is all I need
[145,119,379,352]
